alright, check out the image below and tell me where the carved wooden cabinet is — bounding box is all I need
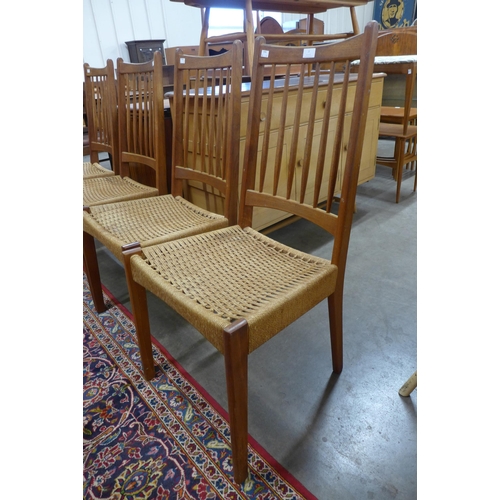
[126,39,166,65]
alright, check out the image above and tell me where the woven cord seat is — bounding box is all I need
[83,175,158,207]
[83,161,115,180]
[84,195,228,261]
[130,225,337,353]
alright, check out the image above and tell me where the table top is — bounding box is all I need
[170,0,368,14]
[373,55,417,64]
[163,71,385,103]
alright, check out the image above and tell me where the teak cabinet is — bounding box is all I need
[184,74,384,231]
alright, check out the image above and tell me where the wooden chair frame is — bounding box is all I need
[83,59,119,171]
[375,27,417,202]
[123,23,379,483]
[117,51,168,195]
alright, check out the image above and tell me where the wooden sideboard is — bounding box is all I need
[182,72,384,231]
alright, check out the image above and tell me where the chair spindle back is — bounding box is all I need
[83,59,118,169]
[170,41,243,226]
[239,22,379,270]
[116,51,167,195]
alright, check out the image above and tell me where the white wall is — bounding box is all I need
[83,0,374,67]
[83,0,203,67]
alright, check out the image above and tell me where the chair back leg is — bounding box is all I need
[223,318,249,483]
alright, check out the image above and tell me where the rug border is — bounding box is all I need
[101,283,318,500]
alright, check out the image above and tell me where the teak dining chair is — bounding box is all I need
[83,42,243,313]
[122,23,379,483]
[374,28,417,202]
[83,60,118,180]
[376,27,417,125]
[83,51,165,207]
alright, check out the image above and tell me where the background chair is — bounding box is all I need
[377,27,417,124]
[122,24,379,483]
[83,51,165,207]
[83,42,243,313]
[375,27,417,202]
[83,60,118,179]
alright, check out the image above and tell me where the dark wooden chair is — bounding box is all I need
[83,60,117,179]
[83,52,165,206]
[122,23,379,483]
[83,42,243,313]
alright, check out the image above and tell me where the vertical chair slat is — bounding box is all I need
[326,62,350,214]
[287,64,305,200]
[192,69,201,169]
[299,63,321,204]
[258,64,276,194]
[313,61,335,208]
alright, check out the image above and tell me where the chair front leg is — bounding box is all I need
[83,230,106,313]
[122,242,156,381]
[223,318,249,484]
[328,291,343,374]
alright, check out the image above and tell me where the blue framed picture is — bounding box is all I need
[373,0,417,29]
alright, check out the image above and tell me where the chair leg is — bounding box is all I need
[328,292,343,374]
[83,231,106,313]
[122,242,156,381]
[395,138,406,204]
[399,370,417,397]
[223,318,249,484]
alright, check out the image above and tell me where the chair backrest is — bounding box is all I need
[258,16,284,35]
[165,45,200,64]
[170,41,243,226]
[116,51,167,195]
[83,59,118,169]
[239,22,378,271]
[376,26,417,56]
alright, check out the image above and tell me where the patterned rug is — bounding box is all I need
[83,273,316,499]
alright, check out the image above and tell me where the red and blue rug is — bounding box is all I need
[83,273,316,499]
